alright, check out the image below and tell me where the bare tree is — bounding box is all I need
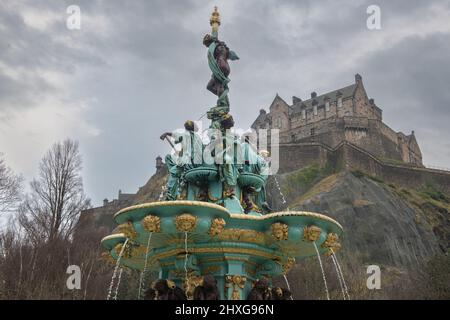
[0,154,23,215]
[18,140,91,243]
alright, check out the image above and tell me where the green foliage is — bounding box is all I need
[388,182,449,211]
[380,157,416,167]
[350,169,384,183]
[281,164,316,196]
[367,175,384,183]
[420,184,449,204]
[288,164,321,187]
[351,170,365,178]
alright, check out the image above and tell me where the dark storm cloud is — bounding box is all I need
[0,1,107,112]
[358,31,450,167]
[1,0,450,206]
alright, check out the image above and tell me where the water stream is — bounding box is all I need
[138,232,153,299]
[282,274,294,300]
[184,231,189,296]
[158,185,166,201]
[106,238,129,300]
[330,253,346,300]
[313,242,330,300]
[331,249,350,300]
[273,176,287,206]
[113,268,124,300]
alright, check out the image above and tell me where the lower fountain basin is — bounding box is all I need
[102,200,343,272]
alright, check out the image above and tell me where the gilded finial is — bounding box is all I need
[210,6,221,37]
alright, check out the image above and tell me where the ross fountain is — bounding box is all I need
[101,7,344,300]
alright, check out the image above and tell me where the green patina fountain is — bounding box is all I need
[101,7,343,300]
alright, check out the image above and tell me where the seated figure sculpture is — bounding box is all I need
[160,120,271,215]
[241,138,271,213]
[144,279,187,300]
[246,278,272,300]
[160,120,203,200]
[193,275,220,300]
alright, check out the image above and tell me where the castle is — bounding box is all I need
[251,74,423,168]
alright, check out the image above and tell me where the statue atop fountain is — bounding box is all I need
[203,6,239,130]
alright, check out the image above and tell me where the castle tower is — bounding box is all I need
[156,155,164,170]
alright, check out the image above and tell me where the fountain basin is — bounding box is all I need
[237,173,266,191]
[102,200,343,296]
[184,167,219,184]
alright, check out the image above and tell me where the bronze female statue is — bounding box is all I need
[203,35,235,98]
[203,34,239,108]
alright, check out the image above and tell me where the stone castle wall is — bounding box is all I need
[275,141,450,193]
[78,191,137,233]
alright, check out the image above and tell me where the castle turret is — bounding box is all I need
[156,155,164,170]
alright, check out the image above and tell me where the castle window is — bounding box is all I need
[301,109,306,120]
[274,117,282,128]
[310,128,315,136]
[337,97,343,108]
[313,105,318,116]
[325,101,330,112]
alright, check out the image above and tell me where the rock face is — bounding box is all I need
[273,171,443,268]
[133,166,168,205]
[266,167,449,299]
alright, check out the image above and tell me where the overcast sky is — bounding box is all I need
[1,0,450,208]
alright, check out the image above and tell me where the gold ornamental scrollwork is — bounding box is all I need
[175,213,198,232]
[209,218,226,236]
[322,233,342,255]
[225,275,246,300]
[271,222,289,241]
[217,228,266,245]
[282,257,296,274]
[114,242,132,259]
[185,273,204,300]
[303,225,322,242]
[118,221,137,239]
[100,251,116,265]
[130,245,151,258]
[141,215,161,233]
[171,269,203,299]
